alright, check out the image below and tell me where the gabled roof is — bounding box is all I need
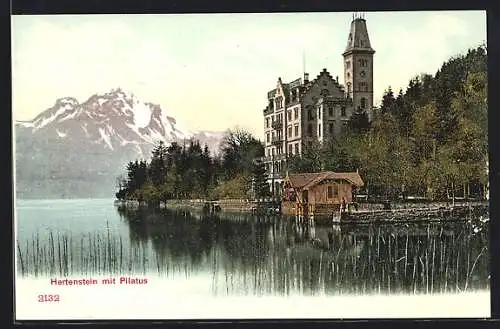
[287,172,325,189]
[288,171,364,189]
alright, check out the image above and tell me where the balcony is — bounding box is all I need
[271,120,283,130]
[271,136,283,146]
[261,153,287,163]
[267,172,285,180]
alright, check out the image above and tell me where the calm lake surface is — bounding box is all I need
[15,198,490,296]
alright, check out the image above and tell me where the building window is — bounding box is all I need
[287,110,292,121]
[266,118,269,128]
[308,109,313,121]
[321,89,329,97]
[288,126,292,138]
[318,107,322,120]
[276,97,284,109]
[294,108,298,120]
[266,133,270,143]
[341,106,346,117]
[361,97,367,109]
[359,59,368,67]
[328,107,333,117]
[346,60,351,69]
[318,124,322,137]
[328,184,338,198]
[294,143,299,154]
[329,123,334,134]
[294,125,299,137]
[307,124,313,136]
[288,144,293,154]
[271,115,275,123]
[272,148,275,156]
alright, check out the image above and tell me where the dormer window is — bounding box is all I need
[276,97,283,109]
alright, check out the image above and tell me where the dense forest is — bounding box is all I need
[115,129,271,203]
[289,44,487,201]
[116,45,487,203]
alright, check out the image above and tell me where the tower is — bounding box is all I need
[343,13,375,120]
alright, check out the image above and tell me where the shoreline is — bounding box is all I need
[114,199,489,224]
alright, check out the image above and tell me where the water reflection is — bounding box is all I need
[115,206,489,296]
[17,205,489,297]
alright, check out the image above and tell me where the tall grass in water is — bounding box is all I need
[16,228,149,277]
[212,222,489,296]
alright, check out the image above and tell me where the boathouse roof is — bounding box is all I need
[287,171,364,189]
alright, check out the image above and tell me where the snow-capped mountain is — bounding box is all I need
[14,88,226,198]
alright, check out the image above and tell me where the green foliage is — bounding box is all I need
[116,45,487,203]
[288,45,487,201]
[210,174,251,199]
[251,160,271,198]
[116,128,265,204]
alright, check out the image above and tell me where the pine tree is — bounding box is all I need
[347,107,371,135]
[251,159,270,199]
[380,87,396,116]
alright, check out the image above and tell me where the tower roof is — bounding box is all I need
[343,16,375,56]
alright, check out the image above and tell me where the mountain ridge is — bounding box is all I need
[14,88,226,199]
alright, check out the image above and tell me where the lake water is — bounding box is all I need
[14,198,491,319]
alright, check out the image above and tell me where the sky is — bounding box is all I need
[11,11,486,138]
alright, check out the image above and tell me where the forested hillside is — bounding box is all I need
[288,45,488,201]
[117,45,487,203]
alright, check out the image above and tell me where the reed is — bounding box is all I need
[16,214,489,297]
[16,230,156,277]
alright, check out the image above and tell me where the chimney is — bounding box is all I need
[304,72,309,83]
[336,76,339,83]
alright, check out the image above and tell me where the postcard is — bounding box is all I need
[12,11,489,320]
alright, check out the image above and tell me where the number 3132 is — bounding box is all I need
[37,294,60,302]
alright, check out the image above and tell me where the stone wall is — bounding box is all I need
[166,199,262,213]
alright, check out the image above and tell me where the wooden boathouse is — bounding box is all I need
[282,171,364,220]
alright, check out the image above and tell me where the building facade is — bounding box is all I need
[262,15,375,195]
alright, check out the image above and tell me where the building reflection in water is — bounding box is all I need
[116,206,489,296]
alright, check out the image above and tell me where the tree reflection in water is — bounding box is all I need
[116,206,489,296]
